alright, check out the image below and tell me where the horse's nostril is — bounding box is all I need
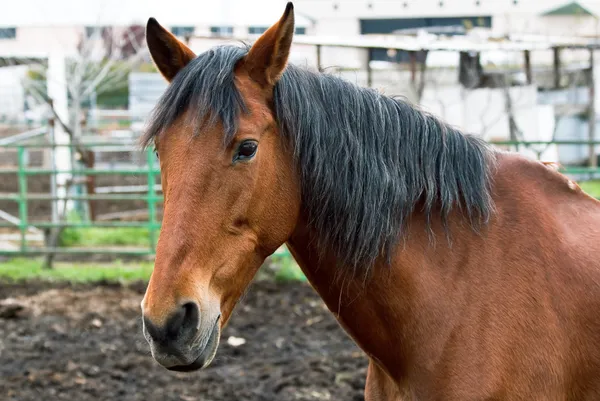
[144,301,200,343]
[181,301,200,331]
[165,304,186,337]
[165,301,200,338]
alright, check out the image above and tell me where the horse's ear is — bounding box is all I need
[243,2,295,87]
[146,18,196,82]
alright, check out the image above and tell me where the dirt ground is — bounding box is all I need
[0,280,367,401]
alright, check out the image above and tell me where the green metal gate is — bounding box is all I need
[0,142,161,256]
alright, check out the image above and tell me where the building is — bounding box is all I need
[288,0,600,67]
[0,0,311,123]
[296,0,600,38]
[2,0,599,165]
[0,0,312,57]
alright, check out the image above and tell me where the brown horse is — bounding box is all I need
[141,3,600,399]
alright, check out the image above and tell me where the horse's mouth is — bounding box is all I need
[166,317,221,372]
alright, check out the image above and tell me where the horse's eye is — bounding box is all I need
[234,140,258,162]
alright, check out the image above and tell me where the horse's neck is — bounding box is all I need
[287,152,600,385]
[286,214,474,381]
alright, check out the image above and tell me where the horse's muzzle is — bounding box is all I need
[164,318,220,372]
[142,301,221,371]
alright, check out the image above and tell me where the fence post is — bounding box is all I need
[147,149,157,254]
[589,48,597,168]
[366,48,374,88]
[17,146,28,252]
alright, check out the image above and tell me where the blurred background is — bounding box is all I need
[1,1,600,400]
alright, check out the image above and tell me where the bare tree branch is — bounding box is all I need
[20,24,146,137]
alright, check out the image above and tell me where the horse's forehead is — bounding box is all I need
[234,68,270,104]
[234,72,275,127]
[156,113,218,155]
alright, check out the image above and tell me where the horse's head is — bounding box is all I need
[141,3,300,371]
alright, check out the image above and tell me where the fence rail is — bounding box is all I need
[1,139,600,257]
[0,142,159,256]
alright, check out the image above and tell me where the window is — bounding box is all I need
[0,28,16,39]
[360,16,492,62]
[248,26,268,35]
[85,26,110,38]
[249,26,305,35]
[210,26,234,36]
[171,26,194,37]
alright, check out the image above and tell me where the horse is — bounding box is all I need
[140,3,600,399]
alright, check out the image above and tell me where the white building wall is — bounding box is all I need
[0,26,81,57]
[0,66,27,121]
[294,0,600,69]
[492,14,600,37]
[296,0,600,22]
[311,18,366,68]
[420,84,558,161]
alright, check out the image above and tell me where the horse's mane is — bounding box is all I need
[143,45,495,274]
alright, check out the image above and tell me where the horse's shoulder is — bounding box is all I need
[493,152,595,203]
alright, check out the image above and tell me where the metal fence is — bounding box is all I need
[0,142,161,256]
[1,138,599,257]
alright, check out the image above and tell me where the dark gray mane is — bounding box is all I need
[143,45,495,273]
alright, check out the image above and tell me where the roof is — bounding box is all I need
[542,2,596,17]
[192,32,600,53]
[0,0,311,27]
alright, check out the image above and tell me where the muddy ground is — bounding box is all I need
[0,280,367,401]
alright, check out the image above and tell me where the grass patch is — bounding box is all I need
[60,227,152,247]
[0,256,305,284]
[579,180,600,198]
[0,258,153,282]
[271,255,306,282]
[58,211,152,247]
